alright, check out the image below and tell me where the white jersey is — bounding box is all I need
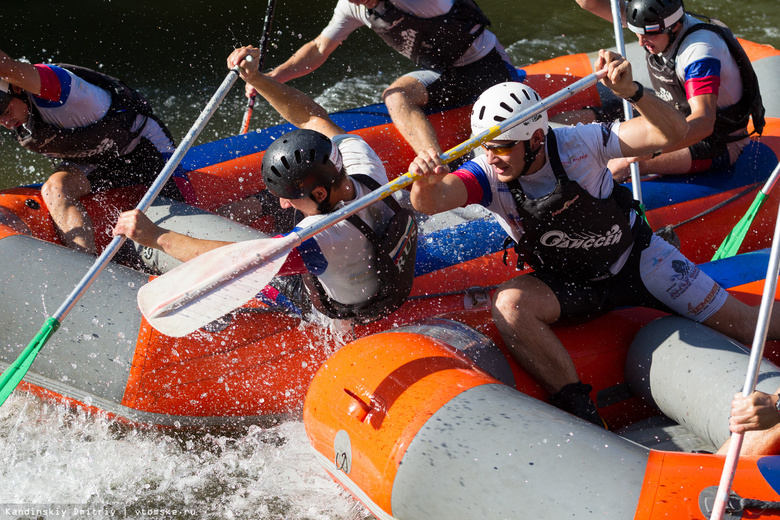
[321,0,498,67]
[459,123,630,239]
[657,14,743,109]
[32,64,172,158]
[295,134,393,305]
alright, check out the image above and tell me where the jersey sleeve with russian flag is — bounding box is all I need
[452,159,493,207]
[676,29,731,101]
[30,65,111,129]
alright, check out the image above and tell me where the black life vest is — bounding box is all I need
[505,129,646,281]
[15,64,156,166]
[303,174,418,324]
[645,16,765,142]
[366,0,490,72]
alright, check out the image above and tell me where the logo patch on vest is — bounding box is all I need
[539,223,622,250]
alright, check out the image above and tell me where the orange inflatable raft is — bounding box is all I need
[303,258,780,519]
[0,40,779,429]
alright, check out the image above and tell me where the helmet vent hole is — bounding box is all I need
[280,156,290,169]
[294,149,302,163]
[270,166,281,178]
[478,106,486,120]
[499,101,513,113]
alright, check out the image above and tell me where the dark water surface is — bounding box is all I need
[2,0,778,188]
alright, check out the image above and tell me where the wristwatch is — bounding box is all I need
[626,81,644,104]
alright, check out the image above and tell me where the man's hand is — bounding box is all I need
[409,147,450,180]
[228,46,261,84]
[113,209,164,249]
[595,49,637,100]
[729,391,780,434]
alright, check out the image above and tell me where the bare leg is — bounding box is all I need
[491,275,579,394]
[703,293,780,345]
[717,424,780,456]
[608,148,693,182]
[41,169,96,255]
[383,76,442,155]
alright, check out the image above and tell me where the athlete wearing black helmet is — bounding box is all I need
[262,128,345,214]
[115,45,417,324]
[578,0,764,181]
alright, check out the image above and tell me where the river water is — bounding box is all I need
[1,1,778,518]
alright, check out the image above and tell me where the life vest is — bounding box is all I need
[303,174,418,323]
[505,129,647,281]
[15,64,156,166]
[366,0,490,72]
[645,16,765,142]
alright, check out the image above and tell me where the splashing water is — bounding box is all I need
[0,392,370,519]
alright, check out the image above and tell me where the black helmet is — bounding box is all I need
[626,0,685,34]
[262,129,343,200]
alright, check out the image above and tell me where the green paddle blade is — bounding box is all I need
[712,192,766,261]
[0,317,60,406]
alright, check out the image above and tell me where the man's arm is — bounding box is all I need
[576,0,624,25]
[266,34,340,84]
[113,210,232,263]
[228,46,344,139]
[408,149,469,215]
[596,50,689,156]
[0,49,41,94]
[653,93,718,154]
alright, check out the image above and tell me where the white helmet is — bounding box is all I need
[471,82,548,141]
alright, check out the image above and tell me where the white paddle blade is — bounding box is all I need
[137,235,298,337]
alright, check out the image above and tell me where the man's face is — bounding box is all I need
[482,140,530,183]
[637,31,672,55]
[0,97,28,129]
[277,190,324,217]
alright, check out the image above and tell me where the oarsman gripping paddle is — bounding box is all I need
[0,53,253,407]
[116,45,418,335]
[407,49,780,428]
[131,64,610,338]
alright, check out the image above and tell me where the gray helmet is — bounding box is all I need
[262,129,343,200]
[626,0,685,34]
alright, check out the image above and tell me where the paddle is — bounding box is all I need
[712,161,780,261]
[136,69,609,337]
[609,0,644,205]
[240,0,277,134]
[709,194,780,520]
[0,58,251,407]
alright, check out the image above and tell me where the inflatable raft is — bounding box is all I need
[1,40,779,428]
[303,251,780,519]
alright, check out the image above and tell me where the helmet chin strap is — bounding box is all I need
[518,139,544,177]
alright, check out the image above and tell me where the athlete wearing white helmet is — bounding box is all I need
[470,82,549,178]
[408,49,780,428]
[470,82,548,141]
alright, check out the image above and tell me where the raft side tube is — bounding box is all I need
[626,315,780,449]
[0,234,145,404]
[304,321,649,520]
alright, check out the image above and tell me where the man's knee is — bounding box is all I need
[41,170,91,202]
[383,78,428,109]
